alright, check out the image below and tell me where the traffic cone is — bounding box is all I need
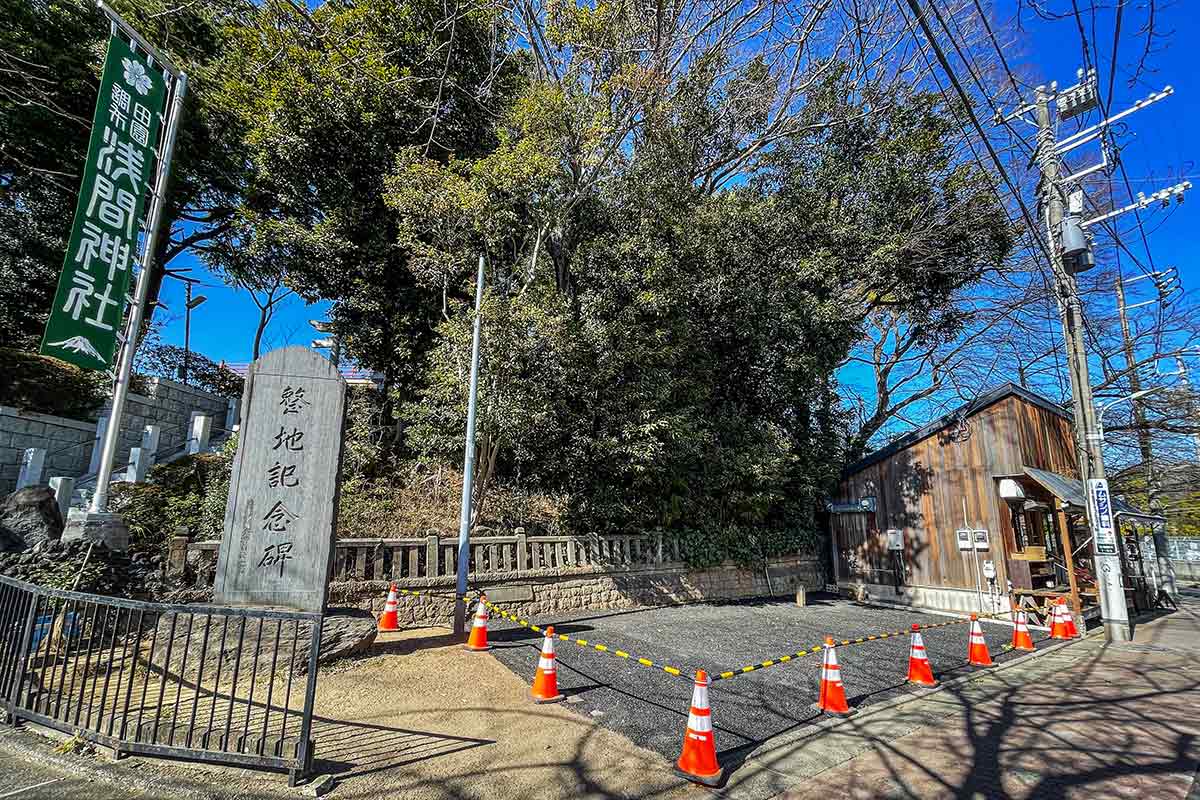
[967,614,994,667]
[1059,598,1079,638]
[674,670,723,787]
[531,626,564,703]
[1011,610,1035,651]
[815,637,854,715]
[378,583,399,631]
[1049,598,1076,639]
[463,594,492,651]
[906,624,937,687]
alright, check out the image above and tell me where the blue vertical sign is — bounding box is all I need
[1087,478,1118,555]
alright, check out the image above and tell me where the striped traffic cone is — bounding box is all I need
[967,614,994,667]
[531,626,564,703]
[1049,599,1076,639]
[463,595,492,651]
[1059,598,1079,638]
[378,583,400,631]
[674,670,723,786]
[906,624,937,686]
[815,637,854,715]
[1011,610,1035,651]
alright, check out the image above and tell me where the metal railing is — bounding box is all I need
[183,531,685,586]
[0,575,321,786]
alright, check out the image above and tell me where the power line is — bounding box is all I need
[901,0,1052,268]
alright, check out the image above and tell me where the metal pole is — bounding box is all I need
[964,499,983,614]
[453,254,485,636]
[89,72,188,514]
[1115,275,1160,514]
[1036,87,1130,641]
[183,282,192,386]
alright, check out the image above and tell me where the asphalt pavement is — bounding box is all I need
[487,595,1055,765]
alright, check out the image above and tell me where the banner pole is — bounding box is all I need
[89,70,188,513]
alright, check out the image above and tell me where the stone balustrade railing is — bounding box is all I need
[176,531,685,586]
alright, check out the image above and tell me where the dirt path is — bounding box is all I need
[31,625,694,799]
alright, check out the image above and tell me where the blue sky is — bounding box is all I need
[153,1,1197,377]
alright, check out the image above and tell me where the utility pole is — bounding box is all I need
[453,254,486,636]
[1114,275,1161,514]
[1178,356,1200,462]
[1035,83,1130,642]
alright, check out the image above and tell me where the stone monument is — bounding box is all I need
[213,346,346,612]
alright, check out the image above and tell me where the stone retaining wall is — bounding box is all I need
[0,407,96,493]
[331,555,823,626]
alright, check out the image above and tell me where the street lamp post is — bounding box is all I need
[181,282,207,385]
[1093,388,1165,447]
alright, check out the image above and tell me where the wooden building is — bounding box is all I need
[828,383,1172,622]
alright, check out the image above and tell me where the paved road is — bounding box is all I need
[487,595,1051,768]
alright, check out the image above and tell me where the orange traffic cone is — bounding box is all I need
[378,583,399,631]
[1049,598,1076,639]
[674,670,723,787]
[1059,598,1079,638]
[816,637,854,715]
[967,614,994,667]
[464,595,492,651]
[1011,610,1035,651]
[531,626,564,703]
[906,624,937,686]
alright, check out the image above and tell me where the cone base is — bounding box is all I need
[1012,644,1036,652]
[673,765,724,787]
[907,677,938,687]
[463,644,493,651]
[378,622,399,632]
[532,693,564,704]
[969,659,996,668]
[812,702,855,717]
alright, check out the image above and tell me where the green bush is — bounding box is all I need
[0,348,107,418]
[110,436,235,556]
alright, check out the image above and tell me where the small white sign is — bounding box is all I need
[972,529,990,551]
[886,529,904,551]
[956,529,973,551]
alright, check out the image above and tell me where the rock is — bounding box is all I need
[152,606,377,679]
[0,486,64,551]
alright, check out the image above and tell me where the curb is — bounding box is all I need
[0,724,288,800]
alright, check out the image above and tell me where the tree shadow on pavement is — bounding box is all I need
[743,642,1200,800]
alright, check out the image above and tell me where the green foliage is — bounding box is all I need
[0,348,107,417]
[110,436,236,555]
[136,342,244,397]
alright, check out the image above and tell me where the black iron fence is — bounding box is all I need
[0,575,322,786]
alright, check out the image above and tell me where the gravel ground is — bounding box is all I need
[486,595,1053,764]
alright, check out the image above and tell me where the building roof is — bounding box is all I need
[1023,467,1165,522]
[843,383,1070,478]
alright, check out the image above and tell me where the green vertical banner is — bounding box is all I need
[39,35,167,370]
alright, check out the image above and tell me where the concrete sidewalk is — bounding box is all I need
[721,591,1200,800]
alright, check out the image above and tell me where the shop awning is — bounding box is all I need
[1022,467,1166,523]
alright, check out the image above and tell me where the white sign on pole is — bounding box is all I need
[1087,478,1118,556]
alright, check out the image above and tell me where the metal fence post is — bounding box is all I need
[9,587,40,725]
[292,617,323,787]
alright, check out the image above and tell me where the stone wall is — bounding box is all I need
[0,407,96,493]
[0,376,234,494]
[98,377,233,471]
[330,555,823,627]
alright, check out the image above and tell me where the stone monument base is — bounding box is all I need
[63,509,130,552]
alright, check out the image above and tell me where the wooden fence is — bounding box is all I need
[182,532,683,585]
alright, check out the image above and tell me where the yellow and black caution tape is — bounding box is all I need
[481,600,689,680]
[709,613,1009,682]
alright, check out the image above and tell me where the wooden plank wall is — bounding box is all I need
[832,394,1074,592]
